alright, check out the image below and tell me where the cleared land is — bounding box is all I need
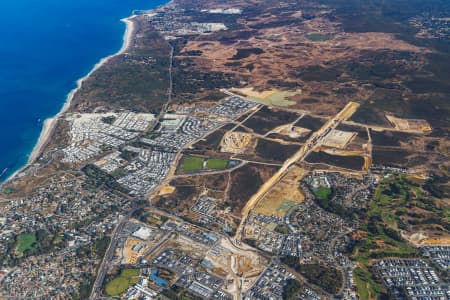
[269,124,311,139]
[419,237,450,246]
[221,131,253,154]
[204,238,268,293]
[158,185,176,195]
[121,237,153,265]
[321,129,357,149]
[241,102,360,222]
[232,87,301,107]
[386,115,432,132]
[254,166,307,217]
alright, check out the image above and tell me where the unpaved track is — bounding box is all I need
[236,102,360,240]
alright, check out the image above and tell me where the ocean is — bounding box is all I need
[0,0,167,183]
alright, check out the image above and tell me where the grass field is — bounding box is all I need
[314,187,332,201]
[181,156,204,172]
[17,232,37,255]
[105,268,140,296]
[205,159,228,170]
[181,156,230,172]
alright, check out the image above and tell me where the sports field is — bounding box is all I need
[181,156,230,172]
[205,158,228,169]
[181,156,204,171]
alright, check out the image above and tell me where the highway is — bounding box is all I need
[90,208,137,300]
[148,41,174,133]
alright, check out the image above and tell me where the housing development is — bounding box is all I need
[0,0,449,299]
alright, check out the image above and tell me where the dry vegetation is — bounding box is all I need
[254,166,307,217]
[173,0,429,117]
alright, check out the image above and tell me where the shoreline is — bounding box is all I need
[1,15,137,186]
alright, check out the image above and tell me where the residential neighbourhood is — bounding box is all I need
[0,0,449,299]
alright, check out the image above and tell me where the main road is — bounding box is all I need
[90,208,138,300]
[235,101,360,240]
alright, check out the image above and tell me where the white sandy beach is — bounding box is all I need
[27,117,57,164]
[3,16,137,184]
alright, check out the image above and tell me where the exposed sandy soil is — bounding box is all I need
[406,232,450,246]
[220,131,254,154]
[158,185,176,195]
[254,166,307,217]
[175,3,428,115]
[386,115,432,133]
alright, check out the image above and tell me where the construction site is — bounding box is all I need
[321,129,357,149]
[220,131,255,154]
[386,115,432,133]
[254,166,307,217]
